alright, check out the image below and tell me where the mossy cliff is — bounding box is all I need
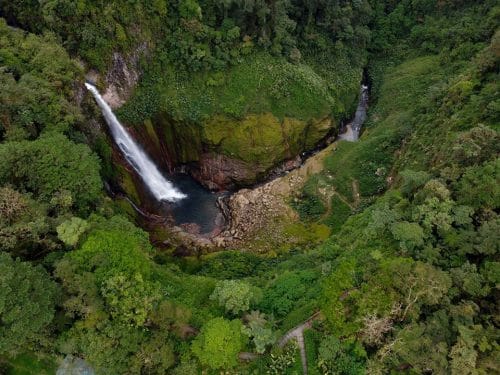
[118,52,364,189]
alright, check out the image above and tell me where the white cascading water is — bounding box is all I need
[339,84,369,142]
[85,83,186,202]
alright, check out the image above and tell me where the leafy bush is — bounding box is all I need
[323,195,352,231]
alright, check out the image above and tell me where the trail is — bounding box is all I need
[278,312,321,375]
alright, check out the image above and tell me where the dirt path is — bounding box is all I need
[351,180,360,205]
[278,312,321,375]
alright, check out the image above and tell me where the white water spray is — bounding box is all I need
[85,83,186,202]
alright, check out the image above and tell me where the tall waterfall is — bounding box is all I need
[85,83,186,202]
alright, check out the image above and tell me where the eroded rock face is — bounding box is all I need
[211,142,337,248]
[140,112,336,189]
[102,43,148,109]
[192,153,264,190]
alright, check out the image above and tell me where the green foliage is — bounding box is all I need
[317,335,366,375]
[0,1,499,374]
[242,310,276,353]
[0,19,82,140]
[0,353,57,375]
[400,169,431,198]
[56,217,89,247]
[0,187,57,258]
[191,317,245,369]
[267,342,298,374]
[66,229,152,284]
[0,133,101,213]
[455,159,500,210]
[101,273,161,327]
[210,279,257,315]
[323,195,352,231]
[390,221,425,252]
[199,251,263,279]
[291,177,327,221]
[0,253,58,355]
[260,270,319,318]
[120,51,359,124]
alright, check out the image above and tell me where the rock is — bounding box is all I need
[173,245,192,257]
[192,153,262,190]
[102,43,148,109]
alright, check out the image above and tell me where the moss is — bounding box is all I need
[118,51,361,177]
[283,222,331,245]
[153,113,202,164]
[304,116,333,150]
[203,113,335,170]
[143,119,161,150]
[116,164,141,204]
[204,113,286,168]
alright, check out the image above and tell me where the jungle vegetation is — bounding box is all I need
[0,0,498,374]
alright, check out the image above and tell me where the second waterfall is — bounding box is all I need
[85,83,186,202]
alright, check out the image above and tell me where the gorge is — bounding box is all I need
[0,1,498,374]
[87,79,369,240]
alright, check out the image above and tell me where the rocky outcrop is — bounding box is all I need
[84,43,148,109]
[192,153,261,190]
[211,142,338,248]
[102,44,147,109]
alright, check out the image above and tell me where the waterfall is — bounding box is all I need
[85,83,186,202]
[339,84,369,142]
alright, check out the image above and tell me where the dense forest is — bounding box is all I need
[0,0,498,374]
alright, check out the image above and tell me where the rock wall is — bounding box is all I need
[138,111,338,190]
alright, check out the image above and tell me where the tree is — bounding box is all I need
[242,311,276,353]
[242,321,276,353]
[450,337,478,375]
[0,133,101,213]
[67,229,153,284]
[0,252,58,354]
[455,159,500,210]
[400,169,430,198]
[382,259,452,321]
[261,270,317,318]
[317,335,366,375]
[210,279,256,314]
[60,318,148,375]
[191,317,245,369]
[390,221,425,252]
[0,187,56,258]
[57,217,89,247]
[381,323,449,375]
[101,273,161,327]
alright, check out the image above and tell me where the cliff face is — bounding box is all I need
[85,44,149,109]
[91,48,357,191]
[134,111,337,190]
